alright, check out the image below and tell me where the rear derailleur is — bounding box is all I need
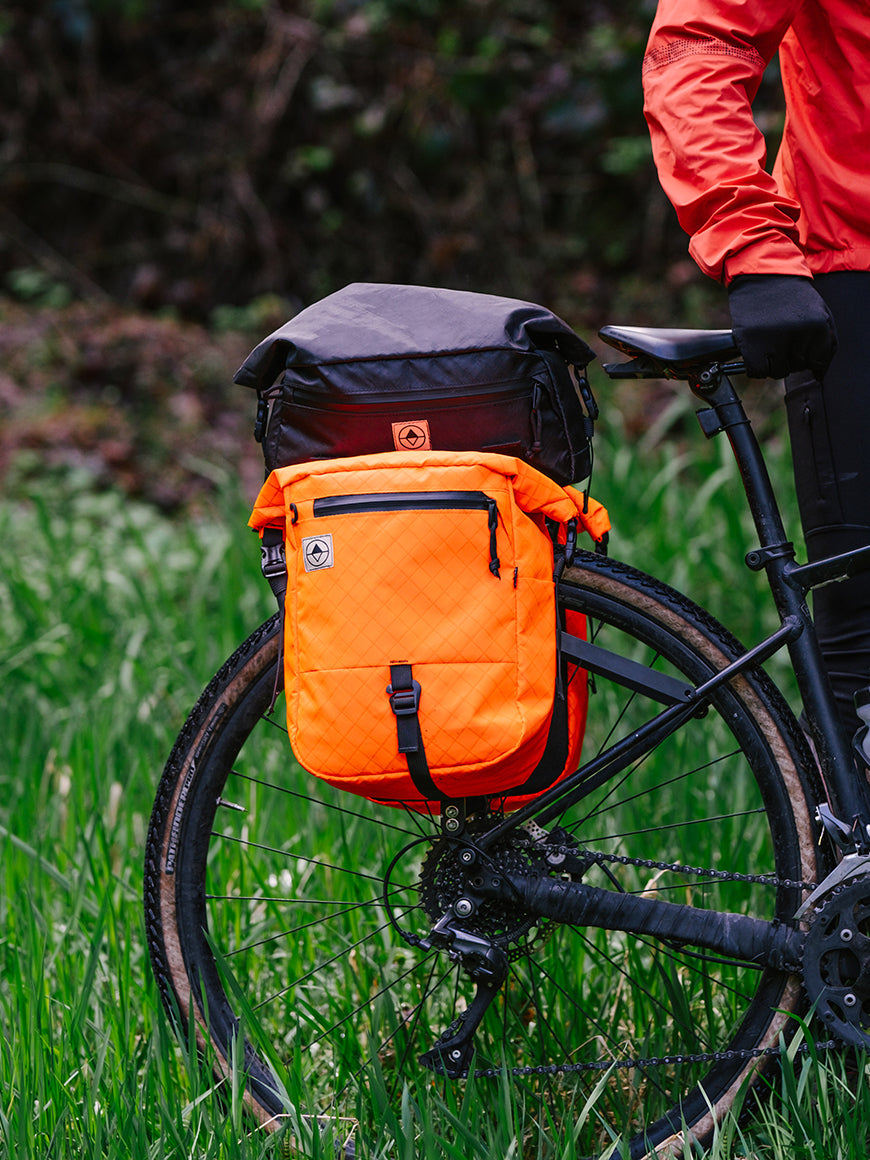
[417,921,509,1077]
[408,815,591,1077]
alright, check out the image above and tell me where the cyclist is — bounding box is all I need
[642,0,870,746]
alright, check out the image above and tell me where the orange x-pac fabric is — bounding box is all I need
[249,451,609,807]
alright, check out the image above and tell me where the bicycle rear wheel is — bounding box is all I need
[144,550,826,1157]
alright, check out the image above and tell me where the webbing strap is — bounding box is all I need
[497,600,571,798]
[260,526,288,715]
[502,689,570,796]
[387,664,445,803]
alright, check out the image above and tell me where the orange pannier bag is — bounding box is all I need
[249,450,609,810]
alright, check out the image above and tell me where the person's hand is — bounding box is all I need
[727,274,838,379]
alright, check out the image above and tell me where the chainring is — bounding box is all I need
[803,877,870,1048]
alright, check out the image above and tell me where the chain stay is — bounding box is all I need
[476,838,820,1076]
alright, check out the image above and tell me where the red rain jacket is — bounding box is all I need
[643,0,870,284]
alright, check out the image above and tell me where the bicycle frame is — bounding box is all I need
[480,355,870,852]
[417,349,870,1064]
[689,361,870,837]
[151,312,870,1148]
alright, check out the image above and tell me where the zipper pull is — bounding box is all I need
[486,499,501,578]
[573,368,599,422]
[530,382,543,453]
[254,394,269,443]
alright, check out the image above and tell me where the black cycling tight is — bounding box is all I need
[784,270,870,738]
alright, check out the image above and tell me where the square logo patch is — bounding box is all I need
[302,533,334,572]
[392,419,431,451]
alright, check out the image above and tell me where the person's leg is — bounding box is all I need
[784,271,870,740]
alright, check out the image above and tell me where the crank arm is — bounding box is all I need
[484,873,804,972]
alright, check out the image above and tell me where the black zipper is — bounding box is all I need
[313,491,501,577]
[284,380,535,410]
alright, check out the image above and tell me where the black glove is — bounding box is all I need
[727,274,838,380]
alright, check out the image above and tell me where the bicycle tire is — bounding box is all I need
[144,549,827,1158]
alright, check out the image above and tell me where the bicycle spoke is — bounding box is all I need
[583,806,766,845]
[575,749,742,830]
[148,558,823,1156]
[252,913,409,1011]
[213,830,387,884]
[299,950,442,1052]
[222,893,402,956]
[229,769,420,837]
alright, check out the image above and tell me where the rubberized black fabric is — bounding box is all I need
[234,283,596,486]
[234,283,595,390]
[784,271,870,736]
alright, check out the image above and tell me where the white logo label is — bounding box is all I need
[302,534,334,572]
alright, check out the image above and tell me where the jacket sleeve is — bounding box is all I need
[642,0,811,283]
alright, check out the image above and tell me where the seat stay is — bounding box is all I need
[477,615,802,853]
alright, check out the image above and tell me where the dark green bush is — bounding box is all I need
[0,0,709,323]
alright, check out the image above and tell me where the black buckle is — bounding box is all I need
[260,540,286,580]
[259,527,288,612]
[387,680,422,717]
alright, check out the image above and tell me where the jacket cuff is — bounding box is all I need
[722,242,813,285]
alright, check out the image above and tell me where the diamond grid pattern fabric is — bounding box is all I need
[249,451,603,805]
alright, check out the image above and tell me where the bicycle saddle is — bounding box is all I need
[599,325,740,372]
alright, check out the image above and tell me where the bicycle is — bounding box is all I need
[144,322,870,1159]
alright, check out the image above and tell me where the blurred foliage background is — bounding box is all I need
[0,0,788,509]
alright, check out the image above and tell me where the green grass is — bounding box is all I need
[0,469,275,1158]
[1,406,866,1159]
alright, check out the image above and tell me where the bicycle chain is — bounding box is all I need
[473,840,820,1077]
[472,1038,838,1079]
[540,842,816,893]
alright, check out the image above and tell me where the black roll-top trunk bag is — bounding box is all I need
[234,283,598,486]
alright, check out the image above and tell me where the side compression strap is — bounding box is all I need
[260,526,288,715]
[499,605,572,798]
[387,664,445,803]
[503,690,569,796]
